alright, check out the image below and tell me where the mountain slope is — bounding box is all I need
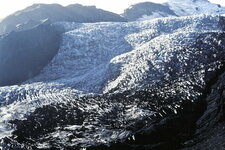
[168,0,225,16]
[0,3,126,35]
[1,15,225,149]
[123,2,177,21]
[123,0,225,21]
[0,20,62,86]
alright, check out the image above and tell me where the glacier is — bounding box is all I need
[1,14,225,149]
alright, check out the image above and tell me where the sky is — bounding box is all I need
[0,0,224,19]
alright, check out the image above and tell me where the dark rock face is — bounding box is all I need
[182,72,225,149]
[122,2,177,21]
[0,3,126,35]
[0,21,62,86]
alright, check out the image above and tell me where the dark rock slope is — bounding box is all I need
[0,20,62,86]
[182,72,225,149]
[0,3,126,35]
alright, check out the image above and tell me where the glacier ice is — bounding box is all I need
[1,14,225,149]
